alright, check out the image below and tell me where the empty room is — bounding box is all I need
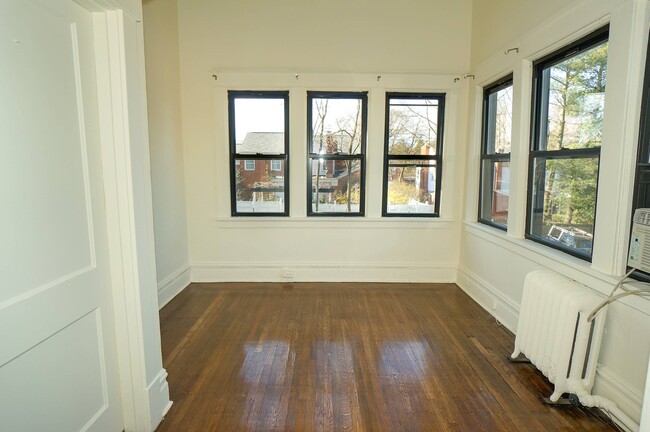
[3,0,650,431]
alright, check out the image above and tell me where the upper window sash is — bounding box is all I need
[482,74,513,157]
[530,26,609,153]
[229,90,290,156]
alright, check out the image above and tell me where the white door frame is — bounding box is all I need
[75,1,171,430]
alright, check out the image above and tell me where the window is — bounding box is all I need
[630,31,650,279]
[307,91,367,216]
[229,91,289,216]
[383,93,445,217]
[479,75,513,229]
[527,26,609,260]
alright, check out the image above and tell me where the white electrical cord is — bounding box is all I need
[588,268,650,322]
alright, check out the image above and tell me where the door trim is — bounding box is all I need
[77,1,171,430]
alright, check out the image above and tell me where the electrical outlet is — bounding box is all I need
[491,300,497,310]
[282,269,294,279]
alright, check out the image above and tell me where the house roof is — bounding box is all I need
[311,132,359,154]
[237,132,284,154]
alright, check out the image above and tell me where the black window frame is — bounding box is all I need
[228,90,290,217]
[630,31,650,281]
[307,91,368,217]
[382,92,445,218]
[526,25,609,261]
[479,74,514,230]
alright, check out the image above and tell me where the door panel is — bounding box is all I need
[0,0,122,430]
[0,311,108,431]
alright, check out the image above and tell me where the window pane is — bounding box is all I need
[386,160,436,215]
[234,98,285,154]
[529,157,598,257]
[310,98,364,155]
[235,159,286,213]
[485,86,513,154]
[387,99,439,155]
[539,41,608,151]
[480,160,510,227]
[311,159,361,213]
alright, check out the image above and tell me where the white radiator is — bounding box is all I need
[511,270,607,402]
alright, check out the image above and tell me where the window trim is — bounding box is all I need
[306,91,368,217]
[478,74,513,231]
[382,92,445,218]
[244,160,256,171]
[228,90,290,217]
[525,25,609,261]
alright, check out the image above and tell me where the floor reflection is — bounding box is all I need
[239,341,295,431]
[237,339,434,431]
[379,341,431,381]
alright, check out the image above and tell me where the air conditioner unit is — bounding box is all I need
[628,208,650,273]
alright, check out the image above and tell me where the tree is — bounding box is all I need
[542,42,607,228]
[386,102,437,205]
[312,99,363,212]
[312,99,329,212]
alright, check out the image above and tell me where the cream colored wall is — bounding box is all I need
[143,0,190,306]
[470,0,576,67]
[177,0,473,282]
[461,0,650,425]
[177,0,472,74]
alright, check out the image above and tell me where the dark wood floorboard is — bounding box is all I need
[156,282,620,432]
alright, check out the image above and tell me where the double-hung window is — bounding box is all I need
[527,26,609,260]
[383,93,445,217]
[229,91,289,216]
[307,91,367,216]
[479,75,513,229]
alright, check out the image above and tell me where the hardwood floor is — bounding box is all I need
[157,283,619,432]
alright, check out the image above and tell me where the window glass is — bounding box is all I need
[387,99,439,155]
[527,27,608,259]
[383,93,445,217]
[307,92,367,216]
[310,98,363,155]
[234,159,286,213]
[479,76,513,229]
[386,160,437,215]
[229,91,289,216]
[311,159,361,213]
[234,98,285,151]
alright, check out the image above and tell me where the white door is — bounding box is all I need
[0,0,123,430]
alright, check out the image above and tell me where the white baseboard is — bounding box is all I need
[456,267,520,333]
[456,266,643,428]
[594,364,644,427]
[191,262,456,283]
[147,368,172,432]
[157,264,191,309]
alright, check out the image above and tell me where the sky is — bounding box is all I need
[234,97,362,143]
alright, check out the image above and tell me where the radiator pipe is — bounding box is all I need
[572,387,639,432]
